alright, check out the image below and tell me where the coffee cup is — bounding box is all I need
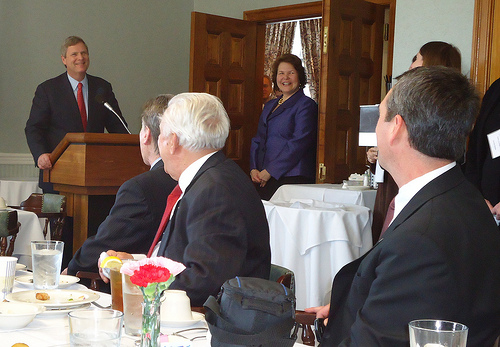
[161,290,193,322]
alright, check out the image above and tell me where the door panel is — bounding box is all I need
[190,12,260,173]
[318,0,384,183]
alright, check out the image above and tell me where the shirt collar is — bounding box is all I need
[177,151,218,195]
[393,161,456,221]
[150,157,162,170]
[67,73,88,91]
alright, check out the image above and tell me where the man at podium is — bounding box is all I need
[25,36,129,193]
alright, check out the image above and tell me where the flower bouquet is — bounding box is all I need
[121,257,186,347]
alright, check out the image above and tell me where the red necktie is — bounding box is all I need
[77,82,87,131]
[147,185,182,257]
[379,198,395,239]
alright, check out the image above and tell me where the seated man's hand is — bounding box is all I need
[61,268,68,275]
[305,304,330,325]
[366,147,378,164]
[98,250,134,283]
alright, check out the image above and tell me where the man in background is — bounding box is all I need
[25,35,128,193]
[308,67,500,346]
[63,94,176,279]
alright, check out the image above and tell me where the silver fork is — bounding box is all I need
[91,301,111,309]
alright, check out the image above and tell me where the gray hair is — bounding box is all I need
[141,94,174,155]
[161,93,230,151]
[386,66,479,161]
[61,36,88,57]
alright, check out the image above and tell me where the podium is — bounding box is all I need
[44,133,149,252]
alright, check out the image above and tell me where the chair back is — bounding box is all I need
[0,210,20,256]
[16,193,66,240]
[269,264,295,294]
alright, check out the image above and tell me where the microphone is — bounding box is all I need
[95,92,131,134]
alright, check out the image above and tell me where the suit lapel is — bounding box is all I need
[266,89,305,122]
[381,166,464,238]
[157,151,226,254]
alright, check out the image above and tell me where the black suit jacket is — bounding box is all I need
[157,151,271,306]
[465,77,500,205]
[321,166,500,347]
[25,73,128,190]
[67,160,176,275]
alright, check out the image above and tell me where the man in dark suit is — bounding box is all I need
[465,77,500,223]
[25,36,129,192]
[307,67,500,346]
[105,93,271,307]
[63,95,176,278]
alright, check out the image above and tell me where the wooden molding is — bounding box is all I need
[244,1,322,22]
[471,0,495,95]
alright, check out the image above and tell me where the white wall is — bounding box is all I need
[0,0,193,154]
[0,0,477,157]
[193,0,311,19]
[392,0,475,77]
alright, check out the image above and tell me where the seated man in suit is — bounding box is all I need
[63,94,177,278]
[307,67,500,346]
[104,93,271,306]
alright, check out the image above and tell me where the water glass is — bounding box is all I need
[122,273,143,336]
[0,256,17,300]
[31,240,64,289]
[409,319,468,347]
[69,308,123,347]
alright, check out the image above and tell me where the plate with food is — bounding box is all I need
[6,290,100,309]
[15,274,80,289]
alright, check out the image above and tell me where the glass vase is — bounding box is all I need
[140,295,161,347]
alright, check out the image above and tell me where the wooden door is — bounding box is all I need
[190,12,261,174]
[318,0,385,183]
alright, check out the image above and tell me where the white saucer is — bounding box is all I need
[161,311,205,328]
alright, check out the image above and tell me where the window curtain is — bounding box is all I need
[264,22,296,91]
[300,18,322,103]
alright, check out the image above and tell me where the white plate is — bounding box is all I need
[161,311,205,328]
[15,263,26,271]
[6,289,100,309]
[15,274,80,289]
[346,186,371,191]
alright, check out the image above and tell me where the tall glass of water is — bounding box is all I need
[31,240,64,290]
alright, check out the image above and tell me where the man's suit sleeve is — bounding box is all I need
[338,233,459,346]
[67,177,152,275]
[26,83,51,164]
[168,183,251,306]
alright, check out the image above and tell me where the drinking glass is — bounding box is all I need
[122,273,143,336]
[31,240,64,289]
[409,319,468,347]
[69,308,123,347]
[109,267,123,312]
[0,256,17,300]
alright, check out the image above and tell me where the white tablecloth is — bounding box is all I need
[1,282,310,347]
[0,179,41,206]
[271,184,377,212]
[264,199,372,310]
[9,209,45,269]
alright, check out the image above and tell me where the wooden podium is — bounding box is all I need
[44,133,149,252]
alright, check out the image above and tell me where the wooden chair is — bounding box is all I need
[0,210,20,256]
[10,193,66,240]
